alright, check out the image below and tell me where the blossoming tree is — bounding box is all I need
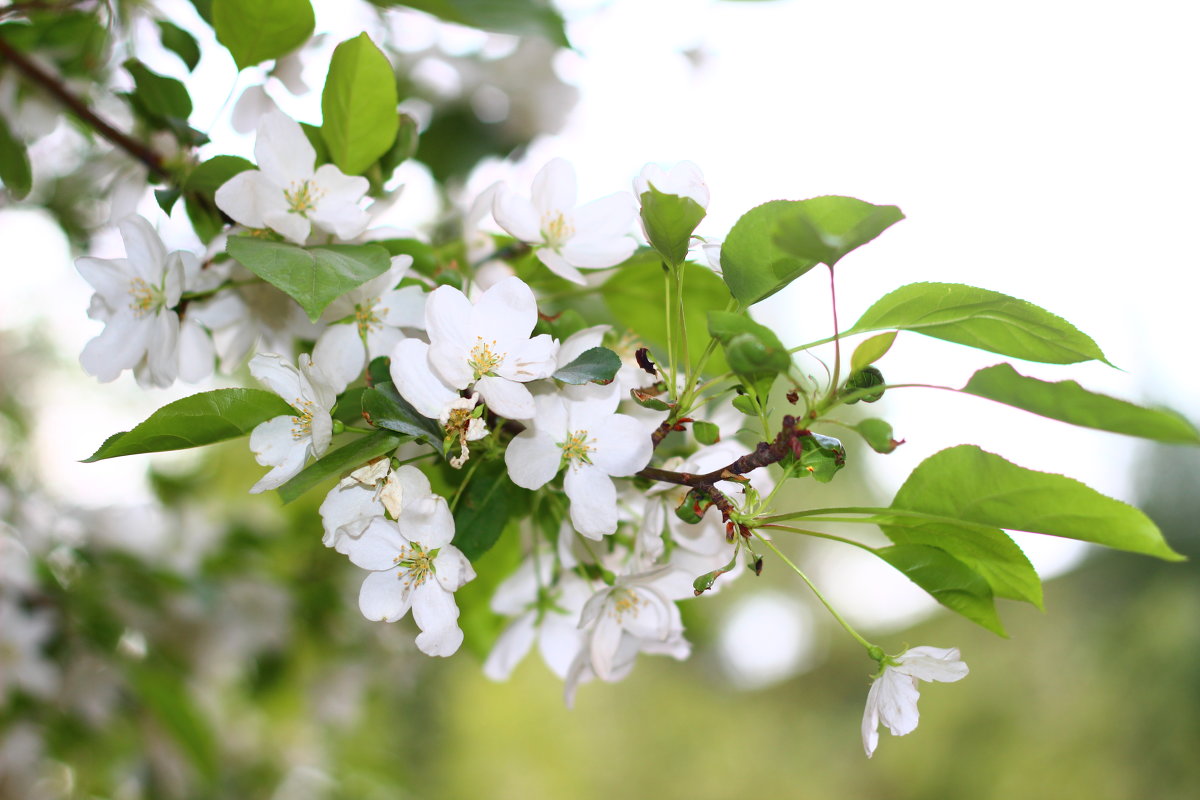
[1,0,1196,782]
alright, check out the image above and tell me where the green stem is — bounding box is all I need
[664,267,678,403]
[753,531,874,651]
[758,523,875,553]
[448,457,483,513]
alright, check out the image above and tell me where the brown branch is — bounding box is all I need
[0,35,168,180]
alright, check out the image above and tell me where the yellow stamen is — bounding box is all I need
[559,429,595,467]
[285,179,323,216]
[468,337,505,380]
[542,211,574,248]
[393,544,434,589]
[127,277,162,318]
[290,396,316,440]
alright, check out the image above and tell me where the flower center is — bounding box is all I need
[610,588,642,622]
[393,543,435,588]
[285,179,323,217]
[467,337,505,380]
[290,397,315,440]
[127,277,165,317]
[355,299,384,337]
[542,211,574,249]
[559,429,595,467]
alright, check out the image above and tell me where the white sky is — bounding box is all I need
[2,0,1197,671]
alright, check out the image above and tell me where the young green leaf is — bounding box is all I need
[123,59,193,120]
[225,237,391,322]
[212,0,314,70]
[184,155,255,195]
[157,20,201,71]
[719,200,820,305]
[83,389,293,462]
[361,381,443,449]
[847,282,1110,365]
[849,418,903,454]
[452,458,531,561]
[785,433,846,482]
[875,544,1006,635]
[772,195,904,267]
[708,310,789,396]
[320,33,399,175]
[850,331,896,373]
[553,346,621,385]
[692,420,721,445]
[639,186,706,267]
[276,430,404,504]
[0,116,32,200]
[962,363,1200,445]
[891,445,1183,561]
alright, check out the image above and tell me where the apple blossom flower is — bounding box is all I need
[247,353,337,493]
[492,158,637,284]
[310,254,425,393]
[341,466,475,657]
[76,215,215,388]
[319,458,390,553]
[633,160,710,209]
[215,110,370,245]
[504,386,652,538]
[390,275,557,422]
[862,646,969,757]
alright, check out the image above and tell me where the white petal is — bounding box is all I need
[556,324,610,368]
[310,164,370,239]
[531,158,577,217]
[573,192,637,239]
[589,413,653,477]
[249,353,304,403]
[483,612,537,680]
[379,285,427,329]
[319,483,383,550]
[432,544,475,592]
[262,207,311,245]
[248,415,310,493]
[312,324,366,395]
[136,310,181,388]
[255,110,314,187]
[358,569,414,622]
[862,677,883,757]
[564,465,617,538]
[588,615,624,681]
[214,170,279,230]
[560,234,637,269]
[476,375,536,420]
[492,187,541,243]
[412,584,463,656]
[473,275,539,347]
[503,430,561,490]
[896,646,969,683]
[535,248,585,284]
[875,668,922,737]
[390,339,459,419]
[117,216,167,280]
[75,256,131,302]
[400,495,455,550]
[80,312,151,382]
[538,611,587,680]
[496,333,558,383]
[231,85,279,134]
[344,518,408,570]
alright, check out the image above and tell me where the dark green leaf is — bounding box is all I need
[875,544,1006,635]
[847,282,1110,365]
[157,20,201,71]
[719,200,819,305]
[184,155,255,195]
[84,389,292,461]
[962,363,1200,445]
[553,346,621,385]
[772,195,904,267]
[378,113,420,178]
[300,121,330,165]
[225,237,391,322]
[189,0,214,24]
[185,194,224,244]
[361,381,443,449]
[639,187,706,267]
[320,33,399,176]
[123,59,193,120]
[154,188,181,213]
[850,331,896,373]
[276,430,404,504]
[452,458,530,560]
[212,0,314,70]
[891,445,1183,561]
[332,387,367,426]
[693,420,720,445]
[0,116,32,200]
[369,0,568,46]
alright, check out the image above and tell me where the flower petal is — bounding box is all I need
[358,568,414,622]
[390,339,459,419]
[80,311,151,382]
[379,285,427,329]
[475,375,535,420]
[589,413,653,477]
[432,544,475,592]
[896,646,969,683]
[483,611,538,680]
[214,170,279,230]
[492,187,541,243]
[531,158,577,217]
[117,216,167,281]
[535,248,586,284]
[344,518,408,570]
[312,323,366,395]
[563,465,617,538]
[572,191,637,239]
[412,584,463,656]
[255,110,314,187]
[503,430,561,490]
[248,415,310,493]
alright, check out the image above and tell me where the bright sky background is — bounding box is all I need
[2,0,1197,686]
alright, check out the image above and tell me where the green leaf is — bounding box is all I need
[320,33,399,176]
[369,0,568,46]
[879,516,1043,609]
[875,544,1006,635]
[374,237,437,276]
[639,187,706,267]
[841,365,885,404]
[962,363,1200,445]
[772,195,904,268]
[185,194,224,244]
[708,310,790,397]
[719,200,819,305]
[850,331,896,373]
[123,59,193,120]
[184,155,255,195]
[225,237,391,322]
[332,387,367,426]
[452,458,530,561]
[84,389,292,462]
[157,20,201,71]
[601,257,731,374]
[361,381,443,449]
[0,116,32,200]
[849,418,903,454]
[693,420,720,445]
[847,282,1110,365]
[890,445,1184,561]
[212,0,314,70]
[785,433,845,482]
[553,346,621,385]
[276,430,403,504]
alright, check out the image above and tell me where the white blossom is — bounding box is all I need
[311,255,425,393]
[493,158,636,284]
[390,275,557,421]
[342,466,475,657]
[215,110,370,245]
[247,353,337,493]
[633,160,710,208]
[862,646,969,757]
[76,215,214,388]
[504,387,652,538]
